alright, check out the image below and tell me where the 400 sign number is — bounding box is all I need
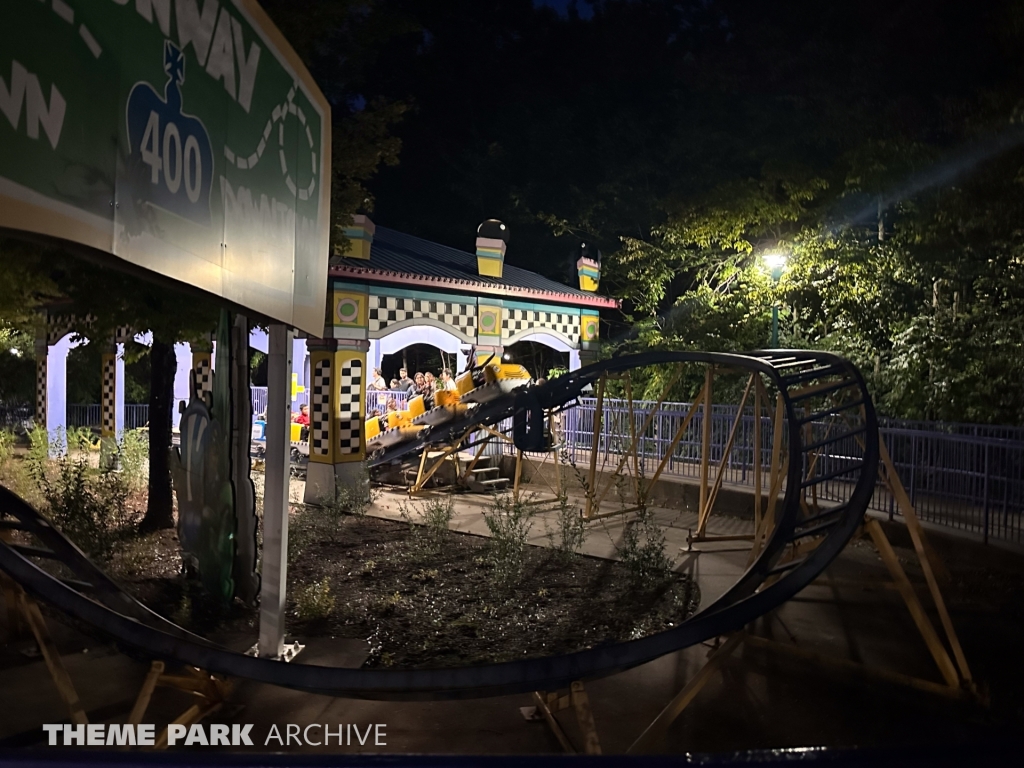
[126,41,213,226]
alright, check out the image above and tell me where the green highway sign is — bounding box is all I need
[0,0,330,335]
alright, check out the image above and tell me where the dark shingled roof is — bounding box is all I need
[329,226,618,309]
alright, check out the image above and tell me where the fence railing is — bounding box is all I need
[242,388,417,419]
[14,391,1024,544]
[365,389,412,416]
[0,404,32,430]
[492,397,1024,546]
[67,404,151,431]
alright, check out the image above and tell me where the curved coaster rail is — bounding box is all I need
[0,350,878,700]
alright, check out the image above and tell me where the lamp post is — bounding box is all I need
[763,251,788,348]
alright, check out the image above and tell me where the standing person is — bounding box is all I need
[397,367,415,393]
[370,367,387,391]
[440,368,458,391]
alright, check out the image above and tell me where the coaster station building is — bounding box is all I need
[34,217,617,499]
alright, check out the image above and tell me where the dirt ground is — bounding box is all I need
[115,513,700,669]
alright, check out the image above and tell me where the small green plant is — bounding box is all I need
[0,428,15,465]
[36,454,137,563]
[482,494,534,587]
[295,579,335,621]
[545,493,587,564]
[115,429,148,490]
[66,426,95,454]
[615,505,674,590]
[25,423,54,481]
[401,494,454,557]
[316,470,372,520]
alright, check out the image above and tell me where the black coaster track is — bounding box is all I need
[0,350,878,700]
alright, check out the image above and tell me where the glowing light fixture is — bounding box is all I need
[763,251,788,271]
[761,251,788,348]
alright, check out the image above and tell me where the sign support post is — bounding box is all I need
[258,324,294,659]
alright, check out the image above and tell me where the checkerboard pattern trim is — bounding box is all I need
[44,312,104,345]
[502,309,580,342]
[337,359,363,457]
[46,314,75,345]
[101,355,116,437]
[193,356,213,399]
[368,295,476,339]
[36,358,46,424]
[311,358,332,459]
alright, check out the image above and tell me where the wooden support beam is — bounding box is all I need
[0,571,26,640]
[640,387,706,500]
[570,681,602,755]
[627,634,743,753]
[585,376,607,518]
[698,366,714,518]
[753,379,762,531]
[532,691,575,753]
[696,375,754,537]
[128,661,165,726]
[622,376,639,501]
[591,366,682,511]
[748,393,786,566]
[878,440,969,685]
[18,591,88,725]
[743,634,977,702]
[864,519,960,689]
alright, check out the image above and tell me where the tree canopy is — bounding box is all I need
[347,0,1024,424]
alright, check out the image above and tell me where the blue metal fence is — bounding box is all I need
[495,397,1024,546]
[12,392,1024,544]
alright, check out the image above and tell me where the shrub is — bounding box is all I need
[482,494,534,587]
[116,429,148,490]
[0,428,15,465]
[36,454,138,563]
[401,494,454,557]
[25,424,54,481]
[616,504,674,590]
[66,426,95,454]
[295,579,335,621]
[546,493,587,564]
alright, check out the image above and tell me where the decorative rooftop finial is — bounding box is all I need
[339,214,375,260]
[476,219,508,279]
[574,241,601,292]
